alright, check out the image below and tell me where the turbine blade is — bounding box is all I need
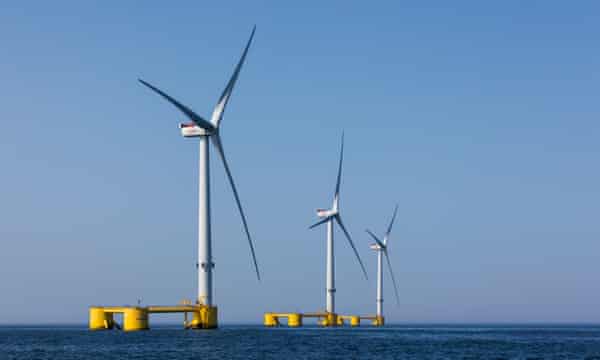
[138,79,215,131]
[211,133,260,280]
[334,132,344,200]
[335,215,368,280]
[365,229,385,249]
[384,251,401,306]
[211,25,256,127]
[309,216,331,229]
[384,204,399,246]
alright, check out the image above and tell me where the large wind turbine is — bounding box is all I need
[366,205,400,325]
[138,27,260,314]
[309,134,367,323]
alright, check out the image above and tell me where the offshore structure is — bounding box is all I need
[264,135,383,327]
[90,27,259,331]
[365,205,401,326]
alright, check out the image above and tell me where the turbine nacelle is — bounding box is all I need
[370,243,384,251]
[179,123,212,137]
[316,208,337,218]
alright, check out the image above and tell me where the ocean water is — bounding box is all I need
[1,325,600,359]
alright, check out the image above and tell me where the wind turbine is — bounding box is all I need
[138,27,260,321]
[366,205,400,326]
[309,133,368,324]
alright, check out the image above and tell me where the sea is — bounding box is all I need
[1,324,600,359]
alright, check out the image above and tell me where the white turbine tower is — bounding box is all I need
[309,133,367,325]
[366,205,400,326]
[138,27,260,326]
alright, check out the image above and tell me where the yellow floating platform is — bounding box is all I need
[264,312,384,327]
[89,304,218,331]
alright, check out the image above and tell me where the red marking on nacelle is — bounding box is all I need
[179,122,196,128]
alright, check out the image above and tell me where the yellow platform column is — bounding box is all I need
[123,307,149,331]
[322,313,338,327]
[189,305,218,329]
[336,316,344,326]
[205,306,218,329]
[372,316,384,327]
[264,313,279,327]
[350,316,360,327]
[89,307,114,330]
[287,313,303,327]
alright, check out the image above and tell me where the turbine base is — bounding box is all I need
[372,315,385,326]
[187,305,218,329]
[263,311,382,327]
[320,312,339,327]
[88,304,217,331]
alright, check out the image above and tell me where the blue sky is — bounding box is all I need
[1,1,599,324]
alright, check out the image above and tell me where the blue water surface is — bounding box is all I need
[1,324,600,359]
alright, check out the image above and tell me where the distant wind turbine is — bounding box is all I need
[309,133,368,317]
[366,205,400,325]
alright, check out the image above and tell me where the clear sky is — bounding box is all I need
[1,1,599,324]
